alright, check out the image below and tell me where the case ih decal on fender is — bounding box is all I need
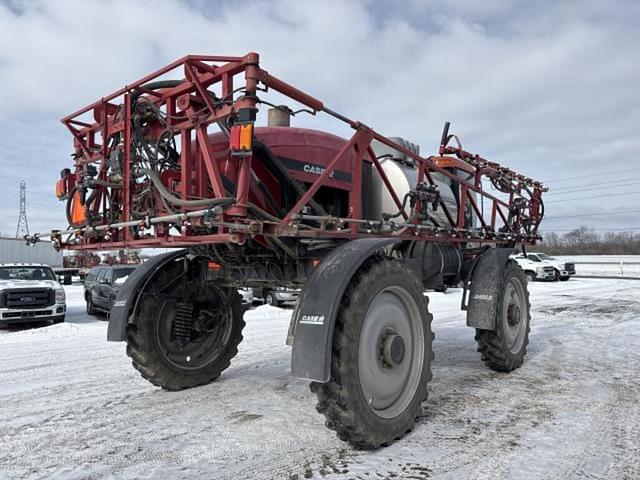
[300,314,325,325]
[473,294,493,301]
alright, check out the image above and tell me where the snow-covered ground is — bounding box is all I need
[1,279,639,479]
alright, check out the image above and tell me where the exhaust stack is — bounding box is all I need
[268,106,291,127]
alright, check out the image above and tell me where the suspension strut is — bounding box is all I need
[172,302,194,348]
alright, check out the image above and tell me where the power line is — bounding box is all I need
[549,175,640,192]
[546,166,640,183]
[546,180,640,196]
[545,190,640,203]
[545,209,640,219]
[544,226,640,232]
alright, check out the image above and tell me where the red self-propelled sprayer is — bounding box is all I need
[43,53,546,448]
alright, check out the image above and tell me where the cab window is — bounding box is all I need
[86,268,100,282]
[97,269,112,284]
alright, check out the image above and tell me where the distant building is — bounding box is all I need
[0,237,63,267]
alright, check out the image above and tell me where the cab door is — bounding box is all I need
[94,268,112,309]
[104,273,118,310]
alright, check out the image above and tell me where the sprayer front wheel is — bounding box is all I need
[475,262,530,372]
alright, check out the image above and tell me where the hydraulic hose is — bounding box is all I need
[138,168,234,208]
[90,179,122,188]
[131,80,184,101]
[253,140,328,216]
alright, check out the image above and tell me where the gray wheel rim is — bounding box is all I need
[502,278,527,354]
[357,286,424,419]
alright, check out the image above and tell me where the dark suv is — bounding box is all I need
[84,265,137,315]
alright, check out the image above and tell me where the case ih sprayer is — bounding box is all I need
[40,53,546,448]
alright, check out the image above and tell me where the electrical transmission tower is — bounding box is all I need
[16,180,29,238]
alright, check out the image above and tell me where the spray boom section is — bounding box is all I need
[33,53,545,250]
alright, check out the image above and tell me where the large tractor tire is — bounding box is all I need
[311,257,433,449]
[126,272,245,391]
[475,261,530,372]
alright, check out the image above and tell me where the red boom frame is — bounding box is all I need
[53,52,545,250]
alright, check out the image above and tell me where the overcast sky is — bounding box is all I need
[0,0,638,237]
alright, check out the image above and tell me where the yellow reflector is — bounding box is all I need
[238,123,253,150]
[230,123,254,153]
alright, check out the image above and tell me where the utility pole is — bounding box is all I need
[16,180,29,238]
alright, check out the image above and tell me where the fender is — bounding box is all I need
[107,249,188,342]
[466,247,515,330]
[290,238,401,382]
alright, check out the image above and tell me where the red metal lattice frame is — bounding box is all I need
[55,52,545,250]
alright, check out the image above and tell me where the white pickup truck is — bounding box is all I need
[0,264,67,327]
[510,253,576,282]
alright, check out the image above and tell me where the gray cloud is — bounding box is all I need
[0,0,638,236]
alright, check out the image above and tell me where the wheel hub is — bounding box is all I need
[156,284,234,370]
[382,333,405,367]
[507,304,521,326]
[358,287,425,419]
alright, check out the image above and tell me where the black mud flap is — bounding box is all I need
[466,247,515,330]
[107,249,188,342]
[290,238,401,382]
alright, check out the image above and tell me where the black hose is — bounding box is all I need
[253,140,328,216]
[138,168,234,208]
[91,179,122,188]
[248,203,281,223]
[382,192,412,220]
[132,80,184,101]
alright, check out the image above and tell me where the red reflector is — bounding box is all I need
[229,123,254,153]
[207,261,222,271]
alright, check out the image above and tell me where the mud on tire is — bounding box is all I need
[311,257,434,449]
[475,261,531,372]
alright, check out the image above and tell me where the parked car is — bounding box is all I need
[252,287,300,306]
[84,265,137,315]
[0,264,66,327]
[238,288,255,305]
[510,253,576,282]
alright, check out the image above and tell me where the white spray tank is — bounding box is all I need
[369,137,476,228]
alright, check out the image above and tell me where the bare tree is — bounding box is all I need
[540,226,640,255]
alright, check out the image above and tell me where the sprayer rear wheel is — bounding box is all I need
[311,257,433,449]
[126,278,245,391]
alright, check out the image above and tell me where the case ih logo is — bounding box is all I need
[300,314,325,325]
[303,164,334,178]
[20,296,36,302]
